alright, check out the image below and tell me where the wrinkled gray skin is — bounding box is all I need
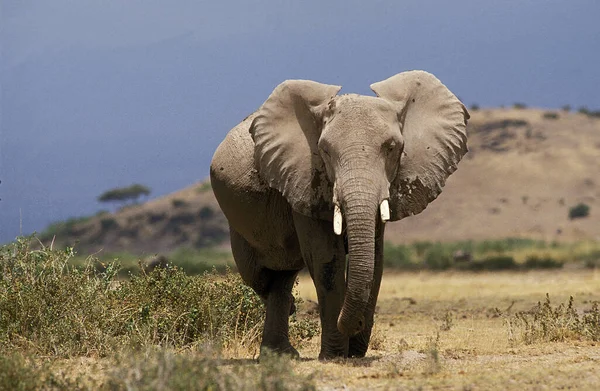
[210,71,469,360]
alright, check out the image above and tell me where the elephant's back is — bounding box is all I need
[210,112,266,193]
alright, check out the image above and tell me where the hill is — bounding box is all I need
[39,108,600,254]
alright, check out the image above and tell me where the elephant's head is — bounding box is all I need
[250,71,469,336]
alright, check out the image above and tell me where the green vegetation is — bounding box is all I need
[38,211,108,241]
[383,238,600,271]
[97,183,151,205]
[511,294,600,344]
[513,102,527,109]
[542,111,559,119]
[470,104,479,111]
[569,203,590,219]
[0,237,316,359]
[197,182,213,193]
[171,198,188,208]
[578,106,600,118]
[561,104,571,112]
[0,237,318,389]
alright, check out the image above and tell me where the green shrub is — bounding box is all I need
[38,215,94,241]
[171,198,188,208]
[578,107,590,115]
[569,203,590,219]
[470,104,480,111]
[198,206,215,219]
[197,182,212,193]
[168,247,232,275]
[542,112,559,120]
[461,255,517,271]
[384,243,416,269]
[413,241,434,257]
[576,250,600,269]
[513,102,527,109]
[561,105,571,112]
[100,217,119,231]
[523,255,563,269]
[424,244,453,270]
[0,237,315,358]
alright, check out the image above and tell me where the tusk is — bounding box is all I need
[380,199,390,223]
[333,204,343,235]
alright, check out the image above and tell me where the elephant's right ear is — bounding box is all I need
[250,80,341,218]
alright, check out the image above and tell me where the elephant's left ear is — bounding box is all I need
[371,70,469,220]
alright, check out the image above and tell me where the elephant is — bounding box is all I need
[210,70,469,360]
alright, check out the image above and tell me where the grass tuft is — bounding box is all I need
[511,294,600,344]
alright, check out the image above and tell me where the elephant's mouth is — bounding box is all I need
[332,199,390,236]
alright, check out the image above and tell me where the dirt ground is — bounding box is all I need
[284,270,600,390]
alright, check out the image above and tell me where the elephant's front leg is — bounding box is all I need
[348,220,385,357]
[292,212,349,360]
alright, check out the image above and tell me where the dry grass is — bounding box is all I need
[292,270,600,389]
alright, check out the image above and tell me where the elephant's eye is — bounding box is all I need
[383,139,398,153]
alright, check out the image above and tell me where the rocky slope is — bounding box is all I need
[44,108,600,254]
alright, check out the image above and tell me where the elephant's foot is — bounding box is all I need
[259,343,300,360]
[318,348,347,361]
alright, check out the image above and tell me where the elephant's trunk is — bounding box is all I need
[335,174,379,336]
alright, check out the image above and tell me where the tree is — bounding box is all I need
[98,184,151,206]
[569,203,590,220]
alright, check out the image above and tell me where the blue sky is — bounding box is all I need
[1,1,599,243]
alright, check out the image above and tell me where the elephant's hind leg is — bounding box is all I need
[260,269,300,358]
[229,229,299,358]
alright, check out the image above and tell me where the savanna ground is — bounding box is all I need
[1,237,599,390]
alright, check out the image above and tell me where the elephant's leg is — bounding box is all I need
[230,229,270,302]
[230,229,300,357]
[260,269,300,357]
[292,212,349,360]
[348,220,385,358]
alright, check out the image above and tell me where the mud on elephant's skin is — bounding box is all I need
[210,70,469,360]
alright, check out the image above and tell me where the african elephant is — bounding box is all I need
[210,70,469,359]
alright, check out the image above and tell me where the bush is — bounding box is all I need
[578,107,590,115]
[0,237,315,358]
[511,295,600,344]
[198,206,215,219]
[171,198,188,208]
[424,244,453,270]
[523,255,563,269]
[513,102,527,109]
[542,112,559,120]
[470,104,480,111]
[569,203,590,219]
[384,243,416,269]
[38,215,94,241]
[461,255,517,271]
[561,105,571,112]
[100,217,119,231]
[197,182,212,193]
